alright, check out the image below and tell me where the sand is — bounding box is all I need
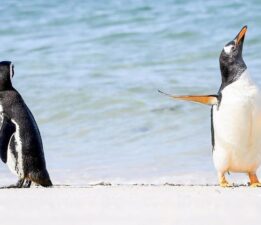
[0,184,260,225]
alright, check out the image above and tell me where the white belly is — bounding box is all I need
[6,137,18,176]
[213,71,261,173]
[6,120,24,178]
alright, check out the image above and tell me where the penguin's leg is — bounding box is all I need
[23,179,32,188]
[248,172,261,187]
[218,172,232,187]
[0,178,25,189]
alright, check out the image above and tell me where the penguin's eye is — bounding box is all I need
[231,46,235,51]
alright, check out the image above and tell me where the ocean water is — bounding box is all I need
[1,0,261,185]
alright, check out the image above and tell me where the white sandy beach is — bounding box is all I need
[0,185,260,225]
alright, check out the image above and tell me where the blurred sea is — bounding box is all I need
[1,0,261,185]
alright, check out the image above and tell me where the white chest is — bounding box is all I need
[212,70,261,172]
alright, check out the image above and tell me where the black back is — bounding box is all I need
[0,61,51,185]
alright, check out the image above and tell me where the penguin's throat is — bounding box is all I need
[0,79,13,91]
[221,62,246,83]
[219,62,247,92]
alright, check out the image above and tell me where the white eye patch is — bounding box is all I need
[223,44,233,54]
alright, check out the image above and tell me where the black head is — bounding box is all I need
[219,26,247,90]
[0,61,14,91]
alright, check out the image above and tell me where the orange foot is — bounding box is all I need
[219,181,233,188]
[219,173,233,188]
[250,182,261,187]
[248,173,261,187]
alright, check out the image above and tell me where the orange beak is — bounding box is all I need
[235,26,247,45]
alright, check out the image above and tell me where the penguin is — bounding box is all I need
[159,26,261,187]
[0,61,52,188]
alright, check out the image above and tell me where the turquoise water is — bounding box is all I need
[1,0,261,185]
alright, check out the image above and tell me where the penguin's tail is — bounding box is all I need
[28,169,53,187]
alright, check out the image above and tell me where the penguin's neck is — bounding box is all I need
[0,79,13,91]
[233,69,252,85]
[219,60,247,92]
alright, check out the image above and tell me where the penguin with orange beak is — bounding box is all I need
[160,26,261,187]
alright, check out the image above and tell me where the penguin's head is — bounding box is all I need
[0,61,14,90]
[219,26,247,85]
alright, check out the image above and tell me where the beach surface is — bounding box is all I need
[0,185,260,225]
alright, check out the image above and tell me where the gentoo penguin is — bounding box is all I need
[0,61,52,188]
[159,26,261,187]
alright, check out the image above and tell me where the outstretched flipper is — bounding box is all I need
[158,90,218,106]
[0,114,16,163]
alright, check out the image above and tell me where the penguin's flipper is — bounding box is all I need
[158,90,218,106]
[0,114,16,163]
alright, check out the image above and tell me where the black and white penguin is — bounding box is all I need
[159,26,261,187]
[0,61,52,188]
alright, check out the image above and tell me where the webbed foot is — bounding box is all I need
[219,181,233,188]
[250,182,261,187]
[23,180,32,188]
[0,179,25,189]
[248,173,261,187]
[218,172,232,188]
